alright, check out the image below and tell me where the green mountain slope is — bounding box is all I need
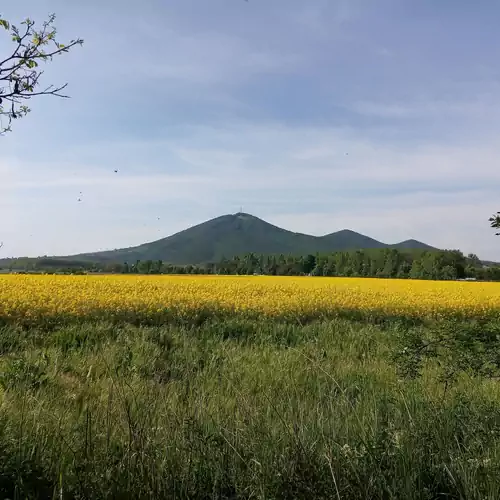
[65,212,436,265]
[322,229,388,251]
[389,239,436,251]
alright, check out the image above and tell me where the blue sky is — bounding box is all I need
[2,0,500,259]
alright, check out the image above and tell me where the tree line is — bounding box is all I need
[212,249,499,281]
[4,248,500,281]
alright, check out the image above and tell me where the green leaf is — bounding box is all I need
[0,19,10,30]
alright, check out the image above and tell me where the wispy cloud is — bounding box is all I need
[350,96,500,119]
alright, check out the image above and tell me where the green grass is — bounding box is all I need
[0,318,499,499]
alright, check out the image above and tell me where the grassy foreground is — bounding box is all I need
[0,317,499,499]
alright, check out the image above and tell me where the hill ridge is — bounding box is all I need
[60,212,436,265]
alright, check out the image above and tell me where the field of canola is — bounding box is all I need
[1,274,500,325]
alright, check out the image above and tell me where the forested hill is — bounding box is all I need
[52,212,436,265]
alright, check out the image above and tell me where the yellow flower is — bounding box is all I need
[0,274,499,325]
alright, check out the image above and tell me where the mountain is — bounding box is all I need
[321,229,388,251]
[61,212,436,265]
[390,239,436,251]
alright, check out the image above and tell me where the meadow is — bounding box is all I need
[0,275,500,499]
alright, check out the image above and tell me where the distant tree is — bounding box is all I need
[208,248,499,281]
[467,253,481,266]
[0,13,83,133]
[268,256,277,276]
[397,261,412,279]
[440,265,457,280]
[409,259,423,279]
[303,254,316,274]
[489,212,500,236]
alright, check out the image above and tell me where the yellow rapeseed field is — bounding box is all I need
[1,274,500,325]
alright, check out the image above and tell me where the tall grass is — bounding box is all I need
[0,318,499,499]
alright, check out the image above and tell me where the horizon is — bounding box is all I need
[2,1,500,260]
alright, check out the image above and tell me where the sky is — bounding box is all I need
[1,0,500,260]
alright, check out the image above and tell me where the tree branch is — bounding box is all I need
[0,14,83,133]
[0,21,32,67]
[489,213,500,236]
